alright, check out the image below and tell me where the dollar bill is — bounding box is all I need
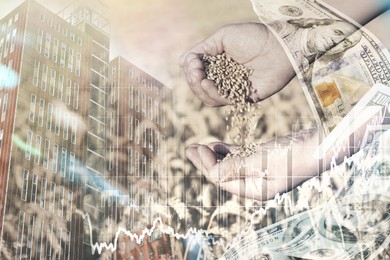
[250,0,390,135]
[313,83,390,159]
[221,125,390,259]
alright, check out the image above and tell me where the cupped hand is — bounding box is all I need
[185,135,319,201]
[179,23,295,106]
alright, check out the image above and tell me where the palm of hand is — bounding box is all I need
[220,23,295,102]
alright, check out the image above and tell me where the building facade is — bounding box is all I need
[0,0,173,259]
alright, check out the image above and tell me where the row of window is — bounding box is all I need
[21,169,73,221]
[1,12,18,33]
[25,132,77,180]
[126,148,156,179]
[29,97,78,143]
[36,29,82,76]
[125,68,164,98]
[16,211,71,260]
[39,13,83,46]
[126,115,164,155]
[32,60,80,108]
[0,27,17,59]
[127,84,166,126]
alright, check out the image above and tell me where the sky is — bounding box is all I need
[0,0,258,88]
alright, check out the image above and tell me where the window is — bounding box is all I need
[135,151,139,177]
[67,190,73,221]
[148,97,153,119]
[33,60,40,86]
[46,224,53,257]
[25,131,33,160]
[40,178,47,209]
[31,174,38,204]
[14,13,19,22]
[29,94,36,122]
[26,215,35,259]
[149,159,153,180]
[128,116,133,140]
[135,119,139,144]
[155,132,159,155]
[69,153,75,181]
[142,93,146,116]
[135,89,140,112]
[55,108,61,135]
[41,64,48,91]
[66,79,72,105]
[43,139,50,169]
[142,155,146,178]
[36,221,43,259]
[63,113,69,140]
[36,28,43,53]
[71,117,77,144]
[34,135,41,164]
[52,144,58,173]
[75,52,81,76]
[38,99,45,127]
[44,32,51,58]
[49,183,56,213]
[49,69,56,96]
[45,105,53,133]
[1,93,8,122]
[129,84,133,108]
[58,186,64,217]
[60,42,66,67]
[60,148,67,177]
[155,100,159,124]
[3,33,9,58]
[17,211,25,243]
[149,129,153,152]
[57,74,64,100]
[70,32,75,41]
[52,38,58,63]
[77,35,82,46]
[21,169,29,201]
[127,148,132,174]
[73,83,79,109]
[10,28,16,53]
[68,47,73,71]
[40,13,45,22]
[142,123,146,148]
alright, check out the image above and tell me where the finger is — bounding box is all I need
[217,178,272,201]
[182,53,221,106]
[200,79,229,106]
[185,144,218,174]
[206,142,238,156]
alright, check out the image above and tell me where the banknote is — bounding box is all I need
[221,125,390,259]
[313,83,390,159]
[250,0,390,135]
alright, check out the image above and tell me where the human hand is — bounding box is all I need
[179,23,295,106]
[185,131,319,201]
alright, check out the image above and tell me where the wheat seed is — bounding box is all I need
[202,53,259,160]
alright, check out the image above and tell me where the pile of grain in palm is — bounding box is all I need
[202,52,259,161]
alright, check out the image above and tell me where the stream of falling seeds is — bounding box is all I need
[202,53,259,162]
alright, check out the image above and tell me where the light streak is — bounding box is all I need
[0,63,19,88]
